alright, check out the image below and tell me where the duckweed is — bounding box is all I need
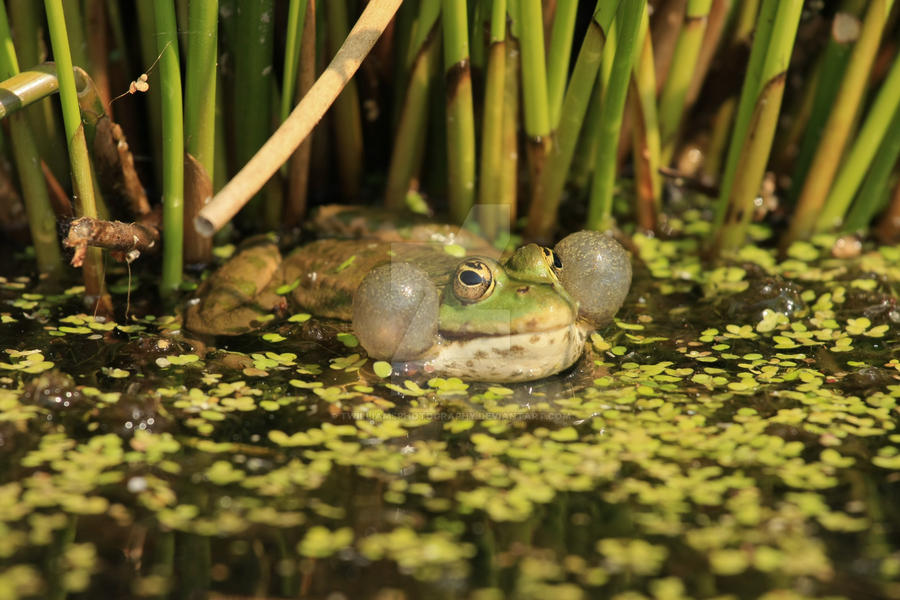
[0,233,898,598]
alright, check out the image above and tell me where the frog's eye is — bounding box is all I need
[541,246,563,271]
[453,259,495,302]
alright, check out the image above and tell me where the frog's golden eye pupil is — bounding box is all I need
[453,260,495,302]
[552,252,562,269]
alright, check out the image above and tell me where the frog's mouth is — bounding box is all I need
[422,322,590,383]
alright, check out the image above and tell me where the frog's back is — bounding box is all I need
[283,240,467,320]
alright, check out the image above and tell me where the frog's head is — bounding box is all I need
[352,231,631,382]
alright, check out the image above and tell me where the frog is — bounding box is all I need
[184,207,632,382]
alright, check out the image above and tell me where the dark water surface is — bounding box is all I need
[1,232,899,599]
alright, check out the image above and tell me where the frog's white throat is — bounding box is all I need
[421,323,590,383]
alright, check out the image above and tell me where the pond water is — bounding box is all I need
[1,226,899,599]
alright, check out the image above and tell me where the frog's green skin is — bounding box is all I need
[185,218,631,382]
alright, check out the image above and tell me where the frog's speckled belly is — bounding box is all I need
[423,323,589,382]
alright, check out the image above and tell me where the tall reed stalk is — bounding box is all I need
[477,0,508,238]
[785,0,896,247]
[385,0,440,210]
[587,0,645,232]
[630,7,662,231]
[326,0,363,202]
[714,0,803,254]
[0,3,63,277]
[154,0,184,295]
[816,52,900,232]
[44,0,109,312]
[844,101,900,233]
[785,3,864,203]
[234,0,276,224]
[280,0,309,124]
[524,0,620,241]
[658,0,713,162]
[546,0,577,127]
[183,0,217,264]
[518,0,552,216]
[442,0,476,223]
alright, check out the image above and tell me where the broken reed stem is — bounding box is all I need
[64,216,159,265]
[197,0,402,236]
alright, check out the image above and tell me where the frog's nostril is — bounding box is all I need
[516,286,529,294]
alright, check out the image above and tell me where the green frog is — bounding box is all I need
[185,207,631,382]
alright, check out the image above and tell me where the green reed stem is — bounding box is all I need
[45,0,109,311]
[385,22,441,209]
[183,0,217,264]
[525,0,620,241]
[712,0,774,228]
[498,29,520,231]
[546,0,578,127]
[185,0,218,177]
[385,0,439,209]
[326,0,363,202]
[477,0,507,238]
[234,0,276,224]
[570,18,617,190]
[281,0,308,123]
[0,4,63,276]
[8,0,68,182]
[153,0,184,295]
[442,0,476,223]
[844,102,900,232]
[785,0,895,247]
[390,0,417,130]
[875,170,900,243]
[630,6,661,231]
[715,0,803,254]
[285,0,315,225]
[785,3,863,205]
[658,0,712,163]
[701,0,758,183]
[469,0,485,72]
[61,0,88,69]
[517,0,550,137]
[817,51,900,232]
[586,0,645,231]
[136,0,163,187]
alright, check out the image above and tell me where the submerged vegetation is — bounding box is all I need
[0,0,899,598]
